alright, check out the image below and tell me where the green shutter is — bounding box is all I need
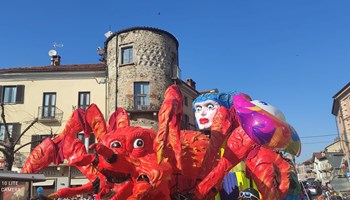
[12,123,21,144]
[0,86,3,103]
[16,85,25,104]
[31,135,41,151]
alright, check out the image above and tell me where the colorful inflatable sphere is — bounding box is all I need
[233,93,299,152]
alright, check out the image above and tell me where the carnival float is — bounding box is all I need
[21,84,301,200]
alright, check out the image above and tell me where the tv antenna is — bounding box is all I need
[48,42,63,66]
[53,42,64,49]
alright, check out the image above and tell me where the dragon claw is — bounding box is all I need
[48,193,58,198]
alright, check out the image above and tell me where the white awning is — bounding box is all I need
[33,179,55,186]
[70,179,89,186]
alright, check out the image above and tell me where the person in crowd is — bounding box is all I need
[238,188,260,200]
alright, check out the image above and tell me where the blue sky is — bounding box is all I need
[1,1,350,163]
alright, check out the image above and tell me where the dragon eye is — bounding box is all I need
[133,138,144,148]
[110,141,122,148]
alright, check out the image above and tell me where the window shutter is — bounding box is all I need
[16,85,25,104]
[0,86,3,103]
[12,123,21,144]
[31,135,41,151]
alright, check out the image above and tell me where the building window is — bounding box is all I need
[183,114,189,129]
[0,85,24,104]
[184,96,188,107]
[121,47,133,64]
[42,93,56,118]
[78,92,90,110]
[77,132,96,153]
[31,134,51,151]
[0,123,21,143]
[134,82,150,110]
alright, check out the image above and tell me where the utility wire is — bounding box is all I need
[300,134,338,139]
[300,134,339,144]
[302,141,333,144]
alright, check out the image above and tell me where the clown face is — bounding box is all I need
[194,100,220,130]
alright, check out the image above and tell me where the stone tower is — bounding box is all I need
[104,27,181,129]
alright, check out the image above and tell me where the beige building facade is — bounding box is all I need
[332,82,350,170]
[0,64,106,167]
[0,27,200,196]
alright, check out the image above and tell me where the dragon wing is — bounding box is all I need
[155,84,183,171]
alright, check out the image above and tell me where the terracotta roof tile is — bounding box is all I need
[0,63,105,74]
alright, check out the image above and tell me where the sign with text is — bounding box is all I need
[0,181,29,200]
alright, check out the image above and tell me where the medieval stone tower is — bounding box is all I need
[104,27,185,130]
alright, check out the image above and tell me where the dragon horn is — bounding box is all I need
[156,84,183,170]
[85,104,107,142]
[108,107,130,132]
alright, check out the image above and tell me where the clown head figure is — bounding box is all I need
[194,99,220,130]
[193,92,234,130]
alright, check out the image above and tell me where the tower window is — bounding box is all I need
[121,47,133,64]
[134,82,150,110]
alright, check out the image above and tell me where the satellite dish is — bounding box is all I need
[48,49,57,56]
[104,31,113,38]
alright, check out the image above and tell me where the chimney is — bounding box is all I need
[51,55,61,66]
[186,79,196,89]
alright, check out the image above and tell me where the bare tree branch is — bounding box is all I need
[14,139,46,154]
[0,142,10,149]
[13,118,38,145]
[0,103,11,143]
[0,147,10,157]
[1,103,40,170]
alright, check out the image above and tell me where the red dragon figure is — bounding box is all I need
[21,84,300,200]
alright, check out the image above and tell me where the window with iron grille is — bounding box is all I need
[42,93,56,118]
[134,82,150,110]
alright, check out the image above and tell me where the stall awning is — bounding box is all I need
[70,179,89,186]
[33,179,55,186]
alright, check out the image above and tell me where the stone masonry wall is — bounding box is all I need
[106,36,118,116]
[116,29,178,109]
[105,28,179,128]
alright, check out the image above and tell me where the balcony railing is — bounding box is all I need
[72,105,89,111]
[38,106,63,123]
[136,105,151,110]
[129,103,160,112]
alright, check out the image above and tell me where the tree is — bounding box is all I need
[0,103,38,171]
